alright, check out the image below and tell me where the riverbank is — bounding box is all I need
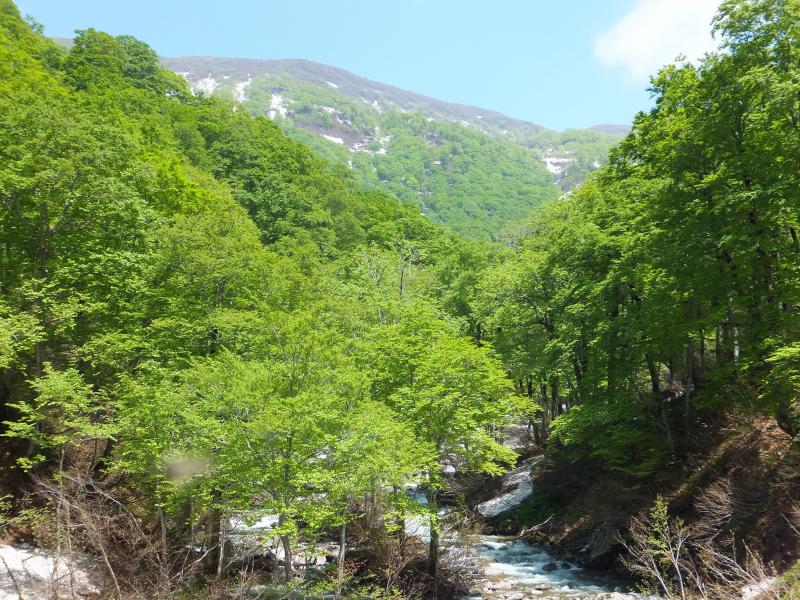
[467,415,799,599]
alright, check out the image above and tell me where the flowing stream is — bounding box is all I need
[405,491,628,599]
[406,450,630,600]
[465,536,630,599]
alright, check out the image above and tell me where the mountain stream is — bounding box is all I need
[407,456,632,600]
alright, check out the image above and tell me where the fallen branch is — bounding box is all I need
[518,514,555,539]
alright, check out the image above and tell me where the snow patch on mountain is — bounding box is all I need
[376,134,391,155]
[543,154,574,175]
[268,93,288,119]
[234,76,252,103]
[194,74,219,96]
[323,134,344,145]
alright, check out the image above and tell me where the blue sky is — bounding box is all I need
[15,0,721,131]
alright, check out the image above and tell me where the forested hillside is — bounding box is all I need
[161,56,624,239]
[469,0,800,593]
[0,0,799,599]
[0,3,520,596]
[476,0,800,473]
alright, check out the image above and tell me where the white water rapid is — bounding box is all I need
[465,536,632,599]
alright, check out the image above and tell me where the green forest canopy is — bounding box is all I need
[205,69,621,239]
[0,0,799,596]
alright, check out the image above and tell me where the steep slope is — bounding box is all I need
[161,56,625,239]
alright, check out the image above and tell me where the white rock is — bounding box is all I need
[485,563,508,577]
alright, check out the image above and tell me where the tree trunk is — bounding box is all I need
[425,488,439,596]
[158,507,169,578]
[685,339,695,435]
[646,354,675,452]
[428,516,439,595]
[551,377,561,416]
[699,332,705,373]
[278,512,292,583]
[205,492,221,574]
[281,534,293,582]
[540,382,549,440]
[398,515,407,562]
[335,522,346,600]
[91,438,115,478]
[645,354,660,395]
[216,512,226,577]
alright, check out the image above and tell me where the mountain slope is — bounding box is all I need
[159,56,550,136]
[161,55,626,239]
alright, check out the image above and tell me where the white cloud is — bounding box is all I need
[594,0,722,83]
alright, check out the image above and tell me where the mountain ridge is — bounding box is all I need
[160,54,627,136]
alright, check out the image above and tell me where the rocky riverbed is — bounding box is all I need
[464,536,635,600]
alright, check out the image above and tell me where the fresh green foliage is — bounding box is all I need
[5,365,112,469]
[232,74,564,239]
[1,0,798,594]
[764,343,800,435]
[476,0,800,475]
[0,0,517,589]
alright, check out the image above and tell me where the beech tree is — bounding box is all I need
[368,304,516,579]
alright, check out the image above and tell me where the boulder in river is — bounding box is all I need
[541,561,558,572]
[485,563,507,577]
[594,594,639,600]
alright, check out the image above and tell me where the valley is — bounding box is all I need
[1,2,799,599]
